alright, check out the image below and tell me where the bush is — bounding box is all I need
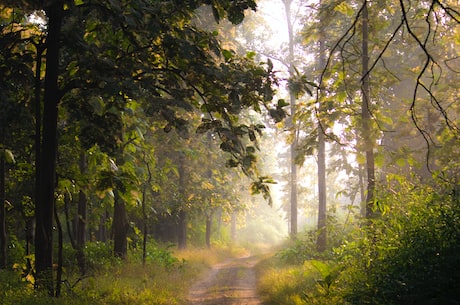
[259,178,460,305]
[6,235,27,268]
[338,179,460,305]
[277,215,355,264]
[130,241,182,269]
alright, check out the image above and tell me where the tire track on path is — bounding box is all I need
[187,255,262,305]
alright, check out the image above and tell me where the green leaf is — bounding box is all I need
[222,49,234,61]
[335,2,354,16]
[246,51,256,59]
[2,149,15,164]
[67,60,79,76]
[375,152,385,167]
[356,153,366,165]
[309,260,331,279]
[277,99,289,108]
[396,158,406,167]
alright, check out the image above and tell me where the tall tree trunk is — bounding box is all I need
[216,208,222,240]
[25,217,34,272]
[35,1,63,294]
[76,152,87,274]
[358,163,366,216]
[113,190,128,258]
[316,6,327,252]
[63,192,76,251]
[97,209,109,242]
[31,39,43,274]
[177,153,187,249]
[178,210,187,249]
[317,124,327,251]
[0,147,6,269]
[141,154,152,265]
[361,1,375,218]
[142,187,148,265]
[53,204,63,297]
[205,213,212,249]
[284,0,298,239]
[231,212,236,241]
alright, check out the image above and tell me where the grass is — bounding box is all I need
[0,244,248,305]
[1,260,192,305]
[256,254,327,305]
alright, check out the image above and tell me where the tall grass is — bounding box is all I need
[0,241,240,305]
[256,254,340,305]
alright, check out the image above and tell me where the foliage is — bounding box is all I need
[0,244,242,305]
[276,214,356,264]
[259,177,460,305]
[257,254,339,305]
[131,242,183,270]
[337,178,460,305]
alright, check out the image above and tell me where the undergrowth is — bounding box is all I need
[0,241,237,305]
[257,178,460,305]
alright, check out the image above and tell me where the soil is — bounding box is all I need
[187,255,262,305]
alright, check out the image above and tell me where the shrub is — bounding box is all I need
[338,179,460,305]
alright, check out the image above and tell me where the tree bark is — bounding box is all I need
[317,127,327,251]
[53,204,63,297]
[316,5,327,252]
[178,210,187,249]
[205,213,212,248]
[35,0,63,294]
[177,152,187,249]
[361,1,375,218]
[113,190,129,259]
[64,192,76,249]
[358,163,366,217]
[30,38,43,274]
[96,209,109,242]
[142,185,147,264]
[0,148,6,269]
[231,212,236,241]
[284,0,298,239]
[76,152,87,274]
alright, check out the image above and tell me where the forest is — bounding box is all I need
[0,0,459,304]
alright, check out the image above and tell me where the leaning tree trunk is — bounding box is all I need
[361,1,375,218]
[35,0,63,295]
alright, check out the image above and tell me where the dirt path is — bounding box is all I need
[187,255,262,305]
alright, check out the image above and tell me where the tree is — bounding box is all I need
[33,1,63,294]
[0,4,36,269]
[2,0,284,295]
[283,0,299,239]
[302,0,459,223]
[315,0,327,252]
[360,0,375,217]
